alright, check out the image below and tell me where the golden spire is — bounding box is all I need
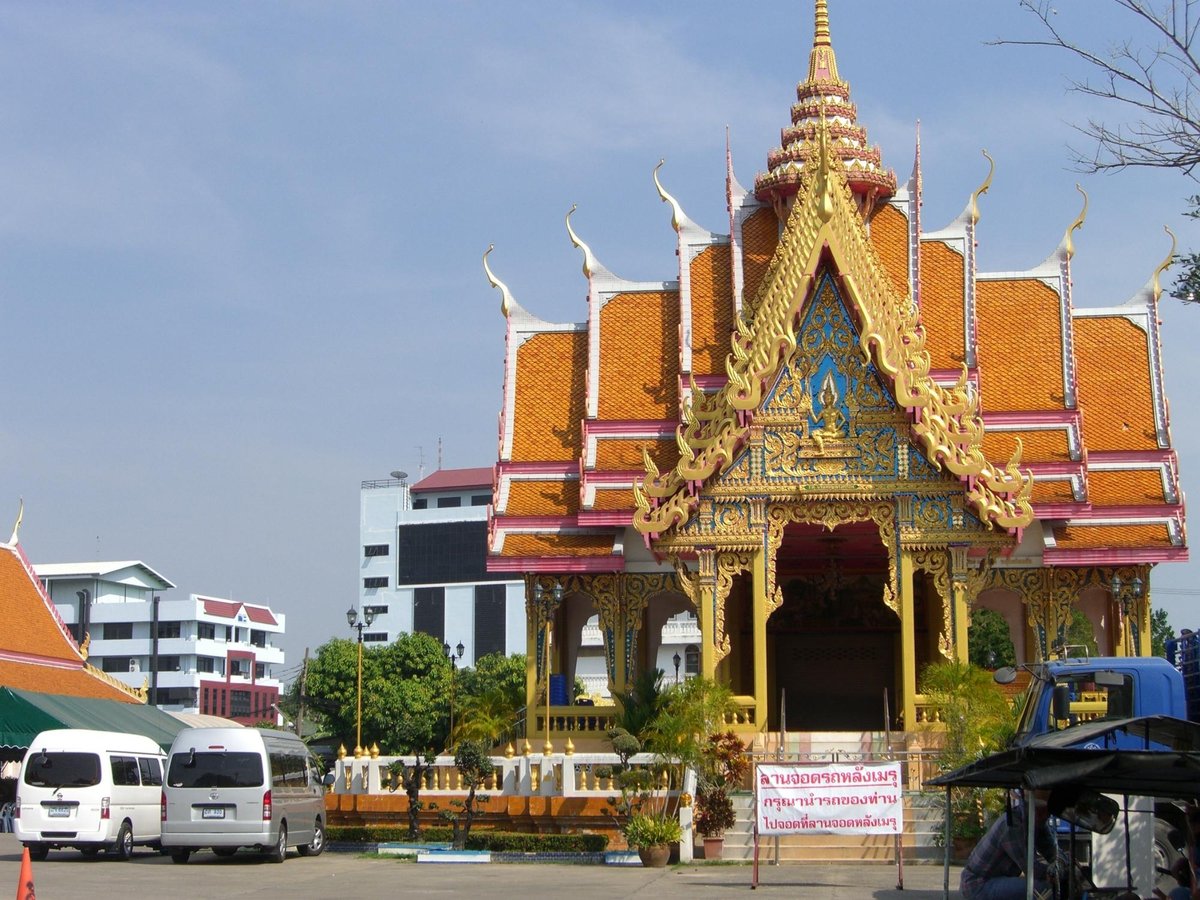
[1061,184,1089,261]
[969,151,995,226]
[565,205,596,278]
[1152,226,1176,304]
[482,245,515,318]
[808,0,840,83]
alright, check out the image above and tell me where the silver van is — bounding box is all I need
[160,727,332,863]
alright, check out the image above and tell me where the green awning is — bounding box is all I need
[0,687,188,751]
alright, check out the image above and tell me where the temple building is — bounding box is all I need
[483,1,1187,741]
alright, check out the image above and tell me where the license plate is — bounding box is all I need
[201,807,225,820]
[46,806,70,818]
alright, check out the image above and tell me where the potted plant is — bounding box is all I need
[624,811,683,868]
[693,785,737,859]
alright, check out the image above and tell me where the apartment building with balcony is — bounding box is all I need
[34,561,285,724]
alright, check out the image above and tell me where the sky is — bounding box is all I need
[4,1,1200,677]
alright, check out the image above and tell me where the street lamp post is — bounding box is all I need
[673,652,681,685]
[345,604,377,756]
[533,581,563,754]
[1110,574,1145,656]
[444,640,465,749]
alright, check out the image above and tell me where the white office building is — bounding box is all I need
[34,561,286,724]
[358,468,700,698]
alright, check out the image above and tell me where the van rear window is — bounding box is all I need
[24,752,102,788]
[167,751,264,788]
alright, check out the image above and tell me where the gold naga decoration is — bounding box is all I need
[633,117,1034,540]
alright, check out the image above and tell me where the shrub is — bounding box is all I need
[694,786,737,838]
[623,812,682,848]
[324,825,606,853]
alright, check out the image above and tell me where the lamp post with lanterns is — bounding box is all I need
[1110,574,1146,656]
[345,604,376,756]
[444,640,465,749]
[673,652,681,684]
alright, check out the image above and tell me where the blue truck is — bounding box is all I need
[1000,629,1200,875]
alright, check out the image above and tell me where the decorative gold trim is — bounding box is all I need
[969,150,994,226]
[1061,184,1088,261]
[1153,226,1177,304]
[482,245,514,319]
[653,160,686,233]
[565,204,596,278]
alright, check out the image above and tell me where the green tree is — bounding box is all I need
[967,608,1017,668]
[450,740,495,849]
[1065,608,1100,657]
[1151,606,1174,657]
[453,653,526,748]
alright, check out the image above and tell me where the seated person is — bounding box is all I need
[961,791,1064,900]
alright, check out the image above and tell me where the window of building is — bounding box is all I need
[363,632,388,643]
[156,620,181,639]
[157,655,182,672]
[413,586,445,644]
[470,494,491,506]
[104,622,133,640]
[685,644,699,676]
[363,576,389,589]
[474,584,506,660]
[396,520,503,585]
[101,657,128,673]
[197,657,215,673]
[197,622,216,641]
[412,498,428,509]
[364,544,389,557]
[364,604,388,616]
[250,629,267,647]
[436,495,462,508]
[255,662,266,679]
[230,690,251,718]
[231,659,251,677]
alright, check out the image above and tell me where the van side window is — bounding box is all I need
[270,750,308,794]
[138,757,163,786]
[111,755,141,786]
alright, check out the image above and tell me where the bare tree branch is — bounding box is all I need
[993,0,1200,179]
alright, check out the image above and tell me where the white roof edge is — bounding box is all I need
[32,560,176,589]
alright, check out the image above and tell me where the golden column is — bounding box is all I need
[1110,573,1146,657]
[345,604,376,756]
[533,581,563,754]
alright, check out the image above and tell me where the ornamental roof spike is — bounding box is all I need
[564,205,599,279]
[5,497,22,548]
[653,159,693,233]
[1058,184,1089,262]
[483,244,517,319]
[1149,225,1176,306]
[754,0,894,210]
[969,150,995,226]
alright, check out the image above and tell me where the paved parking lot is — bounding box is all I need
[0,833,963,898]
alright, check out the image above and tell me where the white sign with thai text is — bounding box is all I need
[755,762,903,836]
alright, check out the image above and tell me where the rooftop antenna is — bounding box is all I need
[437,437,443,471]
[415,446,426,481]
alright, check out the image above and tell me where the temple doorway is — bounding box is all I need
[767,521,899,731]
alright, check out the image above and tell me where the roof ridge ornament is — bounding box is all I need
[482,245,515,319]
[808,0,840,83]
[969,150,995,226]
[653,160,686,233]
[1061,184,1089,261]
[1152,225,1176,304]
[6,498,21,547]
[565,204,597,278]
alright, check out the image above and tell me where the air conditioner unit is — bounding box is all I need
[128,659,140,673]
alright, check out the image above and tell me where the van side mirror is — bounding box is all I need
[1052,683,1072,722]
[322,772,335,786]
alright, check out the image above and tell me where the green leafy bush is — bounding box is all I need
[623,812,682,848]
[325,826,607,853]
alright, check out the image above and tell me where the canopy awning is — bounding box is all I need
[927,715,1200,801]
[0,686,191,751]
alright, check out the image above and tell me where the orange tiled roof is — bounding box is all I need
[598,291,679,420]
[689,246,735,376]
[1074,317,1158,452]
[0,659,138,701]
[500,533,617,558]
[1087,469,1167,506]
[505,480,580,517]
[591,488,636,511]
[1032,480,1075,505]
[918,240,966,369]
[511,331,588,462]
[869,203,909,300]
[1053,523,1173,549]
[982,429,1072,465]
[595,438,679,472]
[742,208,779,312]
[977,278,1065,412]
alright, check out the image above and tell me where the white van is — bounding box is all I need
[14,729,167,860]
[160,727,331,864]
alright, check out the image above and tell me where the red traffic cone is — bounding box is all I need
[16,846,35,900]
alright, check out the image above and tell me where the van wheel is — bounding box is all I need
[170,849,191,864]
[27,844,49,861]
[266,824,287,864]
[110,822,134,861]
[297,818,324,857]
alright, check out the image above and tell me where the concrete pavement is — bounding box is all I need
[0,832,964,898]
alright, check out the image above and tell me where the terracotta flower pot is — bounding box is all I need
[638,844,671,868]
[702,836,725,860]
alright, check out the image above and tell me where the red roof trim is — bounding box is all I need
[411,467,494,493]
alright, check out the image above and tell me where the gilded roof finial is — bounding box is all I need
[482,245,514,319]
[808,0,839,82]
[1152,226,1177,304]
[7,498,22,546]
[565,205,596,277]
[653,160,685,233]
[1061,184,1089,261]
[969,150,994,226]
